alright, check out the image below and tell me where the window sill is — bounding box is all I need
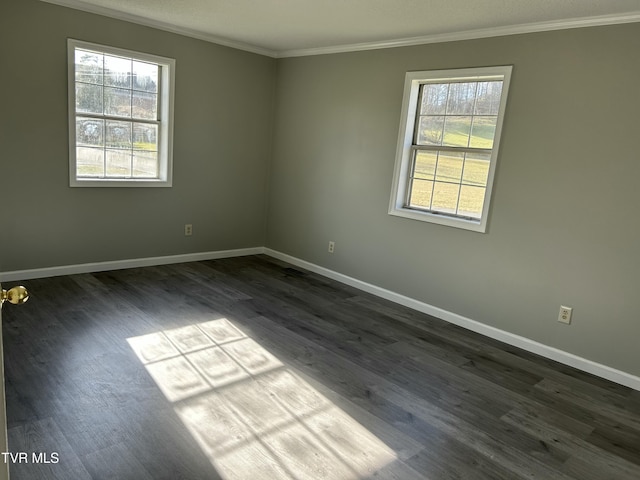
[70,178,172,188]
[388,205,487,233]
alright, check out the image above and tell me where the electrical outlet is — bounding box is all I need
[184,224,193,236]
[558,306,572,324]
[328,241,335,253]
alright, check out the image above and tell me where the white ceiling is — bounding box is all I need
[42,0,640,57]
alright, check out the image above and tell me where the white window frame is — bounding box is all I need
[68,39,175,187]
[389,66,512,232]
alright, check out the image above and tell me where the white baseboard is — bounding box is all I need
[3,246,638,390]
[264,248,640,391]
[0,247,265,282]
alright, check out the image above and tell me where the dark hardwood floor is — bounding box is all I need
[2,255,639,479]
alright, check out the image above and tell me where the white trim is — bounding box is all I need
[277,13,640,58]
[0,247,264,282]
[263,248,640,391]
[389,66,512,233]
[68,39,175,187]
[41,0,276,57]
[2,245,639,390]
[40,1,640,58]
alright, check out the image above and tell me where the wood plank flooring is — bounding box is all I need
[2,254,639,479]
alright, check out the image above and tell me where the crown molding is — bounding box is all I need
[39,0,278,57]
[277,12,640,57]
[40,1,640,59]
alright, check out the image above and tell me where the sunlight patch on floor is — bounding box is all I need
[127,318,398,479]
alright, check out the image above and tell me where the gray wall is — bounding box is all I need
[267,24,640,376]
[1,0,638,378]
[0,0,275,272]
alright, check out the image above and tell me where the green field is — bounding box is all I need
[76,147,158,178]
[409,114,495,218]
[419,115,497,149]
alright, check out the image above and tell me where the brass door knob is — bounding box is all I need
[1,286,29,305]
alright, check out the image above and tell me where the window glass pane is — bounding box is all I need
[408,179,433,209]
[75,49,103,85]
[133,151,158,178]
[76,83,103,114]
[71,42,173,187]
[462,152,491,187]
[133,123,158,151]
[76,147,104,177]
[104,87,131,117]
[393,67,510,228]
[474,81,503,115]
[469,116,497,149]
[446,82,477,115]
[133,91,157,120]
[431,182,460,215]
[458,185,486,218]
[104,55,131,88]
[413,151,437,180]
[106,149,132,177]
[417,116,444,145]
[76,117,104,147]
[442,116,472,147]
[133,61,158,93]
[435,151,464,183]
[106,120,132,149]
[420,83,448,115]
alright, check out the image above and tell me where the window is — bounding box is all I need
[389,66,512,232]
[68,39,175,187]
